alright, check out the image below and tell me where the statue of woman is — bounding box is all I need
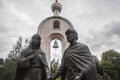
[50,28,98,80]
[14,34,49,80]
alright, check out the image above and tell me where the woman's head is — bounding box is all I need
[31,34,41,48]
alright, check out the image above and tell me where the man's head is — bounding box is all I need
[65,28,78,42]
[31,34,41,48]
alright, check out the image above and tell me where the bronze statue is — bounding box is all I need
[49,28,98,80]
[14,34,49,80]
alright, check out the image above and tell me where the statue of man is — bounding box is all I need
[49,28,98,80]
[14,34,49,80]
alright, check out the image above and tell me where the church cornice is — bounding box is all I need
[37,16,74,33]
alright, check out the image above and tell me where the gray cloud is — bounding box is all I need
[82,21,120,59]
[107,21,120,37]
[0,0,37,58]
[60,0,120,59]
[0,0,120,59]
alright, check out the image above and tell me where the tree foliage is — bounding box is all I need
[97,49,120,80]
[50,59,61,80]
[50,59,59,75]
[0,58,4,65]
[0,37,29,80]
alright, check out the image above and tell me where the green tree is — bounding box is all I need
[50,59,61,80]
[103,72,111,80]
[0,58,4,65]
[50,59,59,75]
[0,58,4,77]
[94,56,103,80]
[0,37,29,80]
[101,49,120,80]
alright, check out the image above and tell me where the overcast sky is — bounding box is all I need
[0,0,120,60]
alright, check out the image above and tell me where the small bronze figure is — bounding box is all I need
[49,28,98,80]
[14,34,49,80]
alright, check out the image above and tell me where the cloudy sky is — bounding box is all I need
[0,0,120,60]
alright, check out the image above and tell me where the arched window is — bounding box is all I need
[50,39,62,63]
[53,20,60,28]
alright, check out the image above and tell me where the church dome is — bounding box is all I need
[51,0,62,13]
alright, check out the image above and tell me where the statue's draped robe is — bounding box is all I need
[56,42,98,80]
[14,48,48,80]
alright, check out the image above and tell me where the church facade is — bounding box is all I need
[37,0,74,65]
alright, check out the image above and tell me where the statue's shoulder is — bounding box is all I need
[20,48,31,56]
[77,42,88,48]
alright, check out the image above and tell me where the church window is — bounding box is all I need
[53,20,60,28]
